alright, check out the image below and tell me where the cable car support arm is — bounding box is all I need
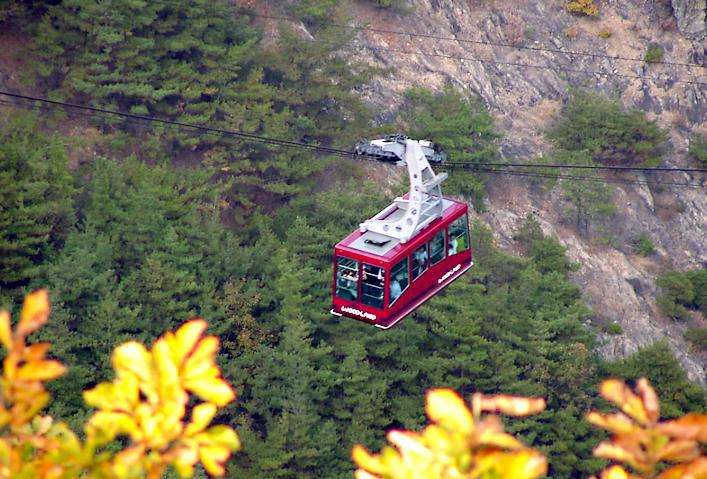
[358,137,448,243]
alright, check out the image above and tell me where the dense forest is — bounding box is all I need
[0,1,704,478]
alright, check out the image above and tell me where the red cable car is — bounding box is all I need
[331,137,472,329]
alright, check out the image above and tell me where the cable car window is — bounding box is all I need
[335,257,359,301]
[429,231,445,265]
[361,264,385,309]
[448,217,469,256]
[390,258,409,305]
[411,244,429,280]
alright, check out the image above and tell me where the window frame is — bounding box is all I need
[389,257,409,306]
[447,215,469,256]
[428,230,446,266]
[411,244,429,281]
[361,263,385,310]
[335,256,360,301]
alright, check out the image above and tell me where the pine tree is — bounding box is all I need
[0,114,74,300]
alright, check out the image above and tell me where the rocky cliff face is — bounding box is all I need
[291,0,707,381]
[672,0,706,39]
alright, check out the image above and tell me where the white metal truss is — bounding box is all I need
[359,138,448,243]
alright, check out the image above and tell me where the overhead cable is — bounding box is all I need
[1,91,703,188]
[250,13,705,70]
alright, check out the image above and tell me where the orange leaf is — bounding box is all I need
[636,378,660,424]
[656,413,707,442]
[656,439,700,463]
[18,289,50,337]
[658,457,707,479]
[16,360,66,381]
[593,441,646,472]
[476,394,546,417]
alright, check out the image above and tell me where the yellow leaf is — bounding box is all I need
[182,336,219,379]
[499,449,547,479]
[153,337,180,390]
[169,319,208,366]
[586,412,638,435]
[198,444,231,476]
[600,379,650,425]
[171,445,198,478]
[184,377,234,407]
[18,289,50,337]
[387,430,432,458]
[352,445,387,475]
[0,311,11,350]
[599,465,642,479]
[201,425,240,451]
[112,341,152,385]
[475,394,546,417]
[16,360,66,381]
[425,389,474,435]
[185,402,217,436]
[86,411,141,443]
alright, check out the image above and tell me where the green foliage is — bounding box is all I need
[36,156,243,427]
[549,90,667,167]
[603,342,705,418]
[0,114,74,300]
[644,44,665,63]
[35,0,259,138]
[396,86,500,206]
[554,150,615,235]
[605,322,623,335]
[684,327,707,352]
[656,269,705,320]
[630,233,656,256]
[688,134,707,167]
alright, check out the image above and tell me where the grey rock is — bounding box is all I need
[671,0,706,39]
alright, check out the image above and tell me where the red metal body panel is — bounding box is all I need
[331,198,472,328]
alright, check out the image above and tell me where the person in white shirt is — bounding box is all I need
[448,236,458,255]
[390,277,402,302]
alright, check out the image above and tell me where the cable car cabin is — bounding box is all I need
[331,198,472,329]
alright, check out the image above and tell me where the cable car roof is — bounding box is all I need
[336,198,466,261]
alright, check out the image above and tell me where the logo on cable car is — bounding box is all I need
[438,264,461,284]
[341,306,377,321]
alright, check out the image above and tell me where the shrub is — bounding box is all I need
[566,0,599,16]
[549,90,667,167]
[656,271,695,320]
[688,134,707,167]
[598,28,612,38]
[685,268,707,315]
[605,322,623,335]
[684,327,707,352]
[0,290,240,477]
[630,233,656,256]
[644,44,665,63]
